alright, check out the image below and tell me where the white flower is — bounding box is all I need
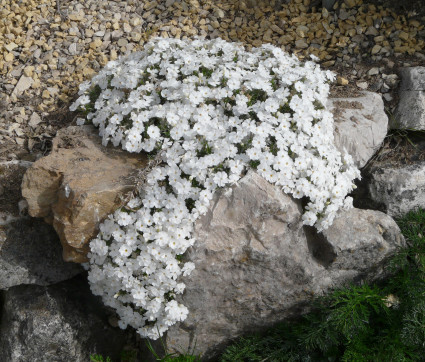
[72,37,360,340]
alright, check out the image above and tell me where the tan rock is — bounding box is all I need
[21,126,148,263]
[4,52,14,62]
[337,76,349,85]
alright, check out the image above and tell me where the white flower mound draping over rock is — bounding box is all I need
[70,37,360,339]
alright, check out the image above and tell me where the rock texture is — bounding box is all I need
[393,67,425,130]
[0,275,135,362]
[328,91,388,168]
[0,217,83,290]
[21,125,148,263]
[367,160,425,218]
[165,172,405,359]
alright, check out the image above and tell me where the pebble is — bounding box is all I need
[29,113,42,128]
[12,76,33,97]
[368,67,380,76]
[337,76,349,86]
[356,81,368,89]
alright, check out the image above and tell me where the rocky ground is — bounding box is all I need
[0,0,424,215]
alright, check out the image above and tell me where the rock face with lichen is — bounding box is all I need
[328,91,388,169]
[164,171,405,359]
[0,275,135,361]
[392,67,425,130]
[21,125,148,263]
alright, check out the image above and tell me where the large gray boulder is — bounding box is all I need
[0,275,136,362]
[328,91,388,169]
[392,67,425,130]
[367,160,425,218]
[165,172,405,359]
[0,217,83,290]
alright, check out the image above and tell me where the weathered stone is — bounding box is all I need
[11,76,33,97]
[328,92,388,168]
[165,172,404,359]
[21,126,148,263]
[28,112,42,128]
[392,67,425,130]
[0,275,135,361]
[367,160,425,218]
[399,67,425,91]
[0,217,83,290]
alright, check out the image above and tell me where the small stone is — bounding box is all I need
[90,38,102,49]
[130,17,141,27]
[296,25,309,38]
[357,81,368,89]
[339,9,349,20]
[5,42,18,52]
[12,76,33,96]
[68,43,78,55]
[5,53,14,62]
[214,8,225,18]
[337,76,349,85]
[383,93,393,102]
[263,29,273,42]
[15,138,25,146]
[117,38,128,47]
[399,31,409,41]
[29,113,42,128]
[23,66,34,77]
[365,26,379,36]
[368,67,379,76]
[111,30,124,41]
[295,39,309,49]
[123,23,132,33]
[42,90,51,99]
[371,44,382,55]
[130,32,142,42]
[271,24,284,35]
[322,60,335,67]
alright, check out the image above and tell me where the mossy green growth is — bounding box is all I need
[221,208,425,362]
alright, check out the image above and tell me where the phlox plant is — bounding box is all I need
[70,37,360,340]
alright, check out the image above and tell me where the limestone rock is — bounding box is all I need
[11,76,33,97]
[392,67,425,130]
[367,160,425,218]
[399,66,425,91]
[328,92,388,168]
[165,172,404,359]
[0,217,83,290]
[21,125,148,263]
[0,275,134,361]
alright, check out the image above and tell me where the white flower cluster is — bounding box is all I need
[71,37,360,340]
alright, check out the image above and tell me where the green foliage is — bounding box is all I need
[220,208,425,362]
[90,354,112,362]
[145,336,201,362]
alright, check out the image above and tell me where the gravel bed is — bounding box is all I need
[0,0,424,165]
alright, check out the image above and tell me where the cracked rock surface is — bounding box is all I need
[166,171,405,359]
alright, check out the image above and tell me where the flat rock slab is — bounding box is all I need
[21,125,148,263]
[367,160,425,218]
[392,67,425,130]
[0,217,83,290]
[0,275,133,362]
[328,91,388,169]
[165,172,405,359]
